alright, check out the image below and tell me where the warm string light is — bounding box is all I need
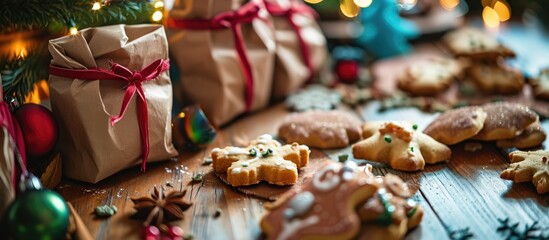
[481,0,511,26]
[304,0,323,3]
[354,0,373,8]
[92,2,102,10]
[440,0,459,10]
[69,26,79,35]
[152,0,164,22]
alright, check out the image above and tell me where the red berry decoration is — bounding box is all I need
[335,60,360,84]
[143,225,160,240]
[14,104,58,158]
[167,225,184,240]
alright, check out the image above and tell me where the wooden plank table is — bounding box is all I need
[57,24,549,239]
[57,101,549,240]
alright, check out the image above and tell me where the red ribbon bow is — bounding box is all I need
[167,2,263,111]
[49,59,170,171]
[265,1,318,83]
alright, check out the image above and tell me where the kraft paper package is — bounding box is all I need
[48,24,178,183]
[167,0,276,127]
[265,0,328,99]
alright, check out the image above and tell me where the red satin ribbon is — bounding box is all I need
[49,59,170,171]
[265,1,318,82]
[167,2,262,111]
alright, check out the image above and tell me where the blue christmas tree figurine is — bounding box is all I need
[356,0,418,59]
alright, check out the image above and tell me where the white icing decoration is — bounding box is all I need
[231,168,242,174]
[277,215,319,240]
[256,134,273,144]
[283,191,315,219]
[313,163,341,192]
[211,148,221,153]
[285,165,296,170]
[341,161,358,181]
[275,162,282,166]
[225,147,249,155]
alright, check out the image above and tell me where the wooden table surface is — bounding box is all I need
[57,24,549,239]
[57,101,549,240]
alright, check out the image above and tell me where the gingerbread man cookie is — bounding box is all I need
[261,161,378,240]
[357,165,424,240]
[211,135,310,186]
[353,121,451,172]
[501,150,549,194]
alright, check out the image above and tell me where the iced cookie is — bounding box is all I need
[472,102,538,141]
[468,63,524,94]
[260,161,378,240]
[278,110,363,149]
[211,135,310,186]
[353,121,451,172]
[501,150,549,194]
[424,106,487,145]
[358,166,424,240]
[496,120,546,149]
[397,57,466,96]
[530,68,549,100]
[443,27,515,60]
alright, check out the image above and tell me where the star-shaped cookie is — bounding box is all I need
[352,121,451,171]
[501,150,549,194]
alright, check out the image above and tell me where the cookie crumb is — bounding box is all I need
[464,142,482,152]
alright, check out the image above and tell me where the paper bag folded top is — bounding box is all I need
[49,24,178,183]
[168,0,276,127]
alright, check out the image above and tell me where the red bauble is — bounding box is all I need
[14,104,58,158]
[335,60,360,84]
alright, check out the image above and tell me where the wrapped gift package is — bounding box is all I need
[48,24,178,183]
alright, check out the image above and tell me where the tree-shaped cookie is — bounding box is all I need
[211,135,310,186]
[352,121,451,171]
[501,150,549,194]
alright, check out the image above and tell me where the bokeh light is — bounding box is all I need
[354,0,373,8]
[440,0,459,10]
[493,0,511,22]
[152,10,163,22]
[304,0,323,3]
[340,0,360,18]
[482,6,500,28]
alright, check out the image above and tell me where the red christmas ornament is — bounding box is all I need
[14,104,58,158]
[335,60,360,84]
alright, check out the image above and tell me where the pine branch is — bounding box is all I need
[0,0,155,34]
[1,46,50,104]
[449,227,474,240]
[497,218,549,240]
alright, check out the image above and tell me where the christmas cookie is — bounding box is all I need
[285,85,341,112]
[443,27,515,60]
[211,135,310,186]
[496,120,547,149]
[472,102,538,141]
[468,63,524,94]
[352,121,451,172]
[501,150,549,194]
[530,68,549,100]
[358,166,424,239]
[261,161,376,240]
[278,110,363,149]
[397,57,466,96]
[424,106,487,145]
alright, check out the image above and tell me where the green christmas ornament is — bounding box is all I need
[7,174,69,240]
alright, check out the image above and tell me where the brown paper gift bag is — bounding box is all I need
[167,0,276,127]
[48,24,178,183]
[265,0,328,99]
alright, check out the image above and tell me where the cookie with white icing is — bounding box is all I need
[260,162,423,240]
[443,27,515,60]
[472,102,538,141]
[211,134,310,186]
[468,63,524,94]
[424,106,487,145]
[278,110,363,149]
[353,121,451,172]
[530,68,549,100]
[397,57,466,96]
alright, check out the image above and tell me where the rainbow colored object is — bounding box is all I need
[172,104,217,151]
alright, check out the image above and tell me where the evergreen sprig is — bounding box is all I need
[497,218,549,240]
[0,0,155,34]
[1,46,50,104]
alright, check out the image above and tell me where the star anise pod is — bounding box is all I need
[131,187,192,226]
